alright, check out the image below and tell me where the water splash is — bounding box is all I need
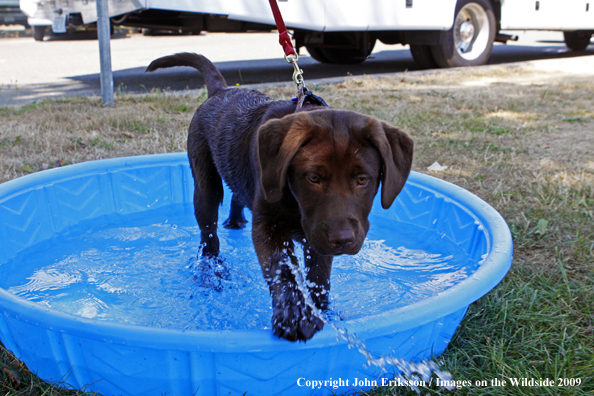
[284,256,455,393]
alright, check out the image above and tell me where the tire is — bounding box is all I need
[410,45,439,70]
[305,32,375,64]
[431,0,496,68]
[563,31,593,51]
[306,45,333,64]
[32,26,46,41]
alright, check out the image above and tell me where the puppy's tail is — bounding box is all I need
[145,52,228,98]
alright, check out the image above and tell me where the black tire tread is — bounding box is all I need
[563,31,593,51]
[410,45,439,70]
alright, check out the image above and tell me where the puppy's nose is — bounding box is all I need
[328,229,356,250]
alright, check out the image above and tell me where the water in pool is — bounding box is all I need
[2,203,479,331]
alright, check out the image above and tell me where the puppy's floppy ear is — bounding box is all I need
[368,120,414,209]
[257,113,313,202]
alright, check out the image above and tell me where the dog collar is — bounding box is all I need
[292,87,329,109]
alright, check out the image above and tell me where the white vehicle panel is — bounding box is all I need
[323,0,368,31]
[228,0,325,31]
[20,0,143,25]
[559,0,594,30]
[368,0,458,31]
[20,0,594,34]
[501,0,594,30]
[19,0,38,18]
[26,17,52,26]
[229,0,458,32]
[79,0,142,25]
[146,0,228,15]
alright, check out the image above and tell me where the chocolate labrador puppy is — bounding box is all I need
[146,53,414,342]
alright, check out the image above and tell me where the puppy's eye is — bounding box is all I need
[356,175,369,186]
[308,174,321,184]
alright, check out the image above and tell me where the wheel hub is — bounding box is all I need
[459,20,475,43]
[454,3,490,60]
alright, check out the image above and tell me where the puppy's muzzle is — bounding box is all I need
[312,218,364,256]
[328,229,356,251]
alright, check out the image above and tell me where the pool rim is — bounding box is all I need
[0,153,512,353]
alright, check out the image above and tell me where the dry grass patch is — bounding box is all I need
[0,93,201,183]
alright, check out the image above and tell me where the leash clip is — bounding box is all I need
[282,37,327,112]
[285,54,304,87]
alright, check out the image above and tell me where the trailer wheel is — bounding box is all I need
[410,45,439,70]
[305,46,333,64]
[32,26,46,41]
[431,0,496,67]
[563,31,593,51]
[305,32,375,64]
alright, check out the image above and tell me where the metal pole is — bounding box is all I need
[96,0,114,106]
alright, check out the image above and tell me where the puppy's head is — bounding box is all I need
[257,109,413,256]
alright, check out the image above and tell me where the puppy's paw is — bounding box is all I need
[222,217,248,229]
[271,284,324,342]
[191,255,231,291]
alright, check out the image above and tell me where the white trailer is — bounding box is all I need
[20,0,594,68]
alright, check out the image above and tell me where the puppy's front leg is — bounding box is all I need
[252,220,324,342]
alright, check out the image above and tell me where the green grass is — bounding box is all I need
[1,64,593,395]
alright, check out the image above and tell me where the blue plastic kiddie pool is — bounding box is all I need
[0,153,512,396]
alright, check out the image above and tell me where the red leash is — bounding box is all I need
[268,0,296,57]
[268,0,304,88]
[268,0,328,110]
